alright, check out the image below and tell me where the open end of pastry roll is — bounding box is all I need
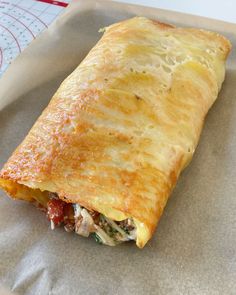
[0,179,141,246]
[0,17,231,248]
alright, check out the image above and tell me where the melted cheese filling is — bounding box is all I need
[36,192,136,246]
[73,204,136,246]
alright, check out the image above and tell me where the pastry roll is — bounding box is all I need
[0,17,231,248]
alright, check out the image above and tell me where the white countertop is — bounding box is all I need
[116,0,236,23]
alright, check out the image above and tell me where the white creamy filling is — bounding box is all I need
[73,204,136,245]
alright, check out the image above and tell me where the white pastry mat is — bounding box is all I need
[0,0,70,76]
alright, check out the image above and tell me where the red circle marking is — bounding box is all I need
[14,5,48,28]
[0,47,3,69]
[0,23,21,52]
[2,12,35,39]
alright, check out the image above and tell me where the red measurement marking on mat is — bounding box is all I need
[0,23,21,52]
[14,5,48,28]
[36,0,68,7]
[2,12,35,39]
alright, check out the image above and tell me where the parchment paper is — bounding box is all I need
[0,1,236,294]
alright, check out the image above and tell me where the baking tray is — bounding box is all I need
[0,1,236,294]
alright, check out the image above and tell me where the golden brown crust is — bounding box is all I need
[0,17,231,247]
[151,19,175,29]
